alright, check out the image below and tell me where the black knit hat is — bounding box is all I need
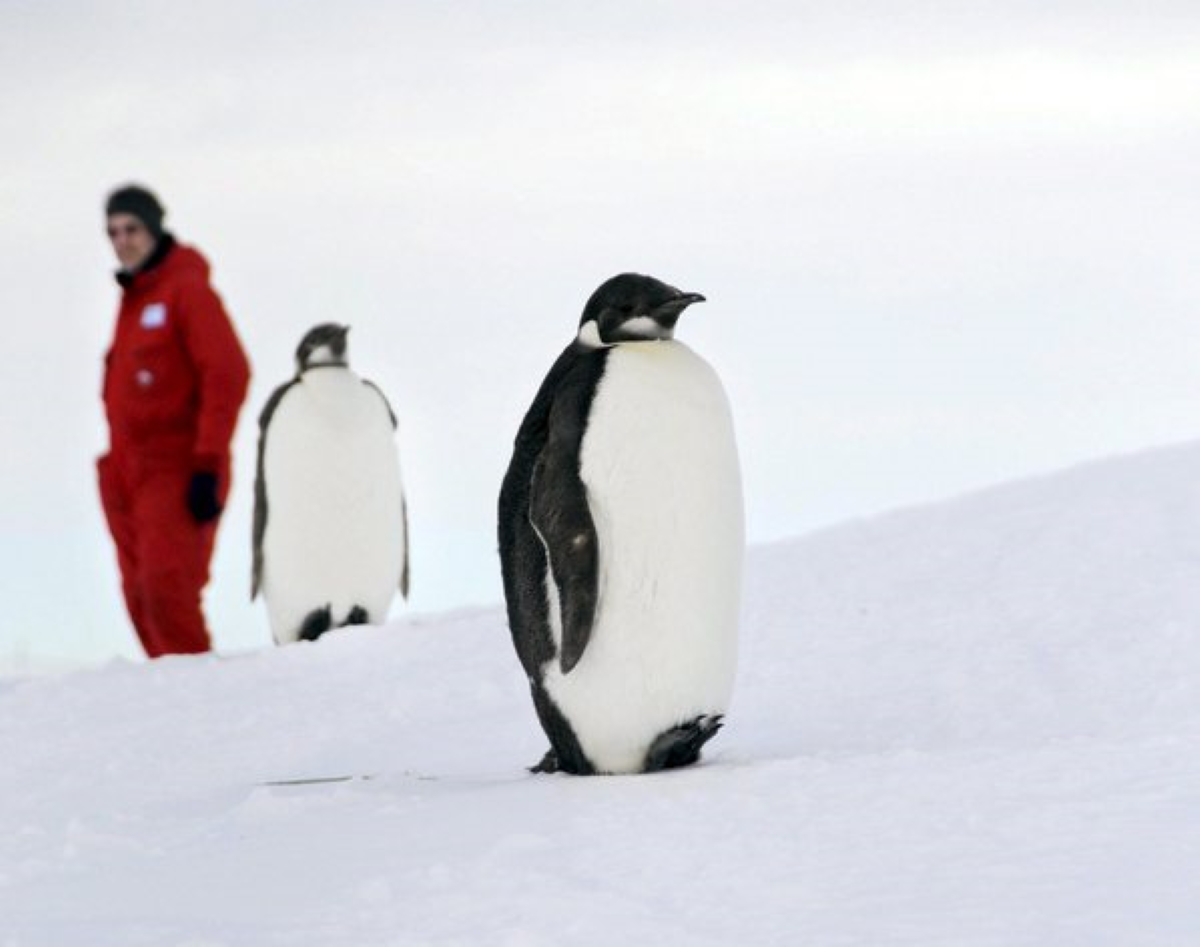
[105,184,166,239]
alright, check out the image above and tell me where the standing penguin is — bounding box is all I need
[253,323,410,643]
[498,273,743,775]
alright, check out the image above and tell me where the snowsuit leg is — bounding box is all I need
[98,452,226,657]
[97,454,148,644]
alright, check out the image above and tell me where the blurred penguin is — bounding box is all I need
[253,323,410,643]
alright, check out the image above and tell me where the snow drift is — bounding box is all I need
[3,442,1200,945]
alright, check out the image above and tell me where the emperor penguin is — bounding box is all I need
[498,273,744,775]
[253,323,410,644]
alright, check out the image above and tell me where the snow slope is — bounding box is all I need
[4,442,1200,945]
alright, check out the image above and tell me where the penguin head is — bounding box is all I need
[577,273,705,346]
[295,323,350,373]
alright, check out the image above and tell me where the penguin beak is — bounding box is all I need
[652,292,706,327]
[658,292,705,315]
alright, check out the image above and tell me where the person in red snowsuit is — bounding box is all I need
[98,185,251,657]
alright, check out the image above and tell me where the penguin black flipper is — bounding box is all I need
[530,435,598,674]
[496,340,609,681]
[362,378,398,428]
[399,494,410,599]
[529,344,615,674]
[251,377,300,600]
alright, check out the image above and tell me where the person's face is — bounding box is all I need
[106,212,156,271]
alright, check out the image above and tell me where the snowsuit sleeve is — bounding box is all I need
[175,276,251,470]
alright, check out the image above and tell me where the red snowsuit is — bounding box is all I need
[98,236,251,657]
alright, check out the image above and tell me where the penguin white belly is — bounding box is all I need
[262,371,406,642]
[544,340,744,773]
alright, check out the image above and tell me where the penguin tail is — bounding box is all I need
[643,714,725,772]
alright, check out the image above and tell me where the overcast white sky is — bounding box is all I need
[2,1,1199,664]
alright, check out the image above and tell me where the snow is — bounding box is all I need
[4,441,1200,945]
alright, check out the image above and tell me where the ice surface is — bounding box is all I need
[3,442,1200,945]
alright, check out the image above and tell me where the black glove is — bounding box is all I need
[187,471,223,524]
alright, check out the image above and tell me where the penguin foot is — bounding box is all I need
[529,749,560,774]
[343,606,369,627]
[298,606,333,642]
[643,715,724,772]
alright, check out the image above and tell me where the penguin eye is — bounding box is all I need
[618,304,634,315]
